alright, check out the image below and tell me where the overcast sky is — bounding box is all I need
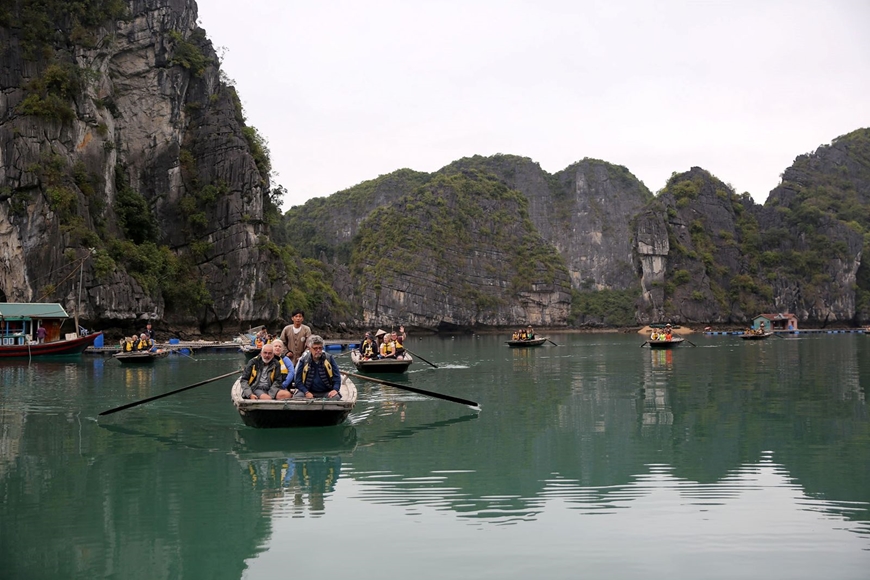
[195,0,870,210]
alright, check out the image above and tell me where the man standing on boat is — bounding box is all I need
[294,335,342,399]
[280,308,312,366]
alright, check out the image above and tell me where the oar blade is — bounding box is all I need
[344,370,478,409]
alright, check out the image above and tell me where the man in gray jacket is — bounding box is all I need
[240,343,284,399]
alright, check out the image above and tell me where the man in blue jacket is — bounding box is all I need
[293,335,342,399]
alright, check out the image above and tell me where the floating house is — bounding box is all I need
[0,302,71,345]
[753,313,798,332]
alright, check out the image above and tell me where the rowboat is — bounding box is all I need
[113,349,169,364]
[230,375,357,428]
[740,332,773,341]
[647,337,684,349]
[505,337,548,347]
[239,344,261,360]
[350,349,413,373]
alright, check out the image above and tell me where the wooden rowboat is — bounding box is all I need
[740,332,773,340]
[647,337,684,349]
[350,349,413,373]
[230,375,357,428]
[505,337,547,347]
[113,349,169,364]
[239,345,261,360]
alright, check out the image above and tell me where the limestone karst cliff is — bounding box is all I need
[0,0,290,333]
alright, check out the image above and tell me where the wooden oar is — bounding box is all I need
[547,339,559,346]
[403,348,438,368]
[99,369,241,416]
[639,341,648,347]
[685,339,698,347]
[343,371,479,410]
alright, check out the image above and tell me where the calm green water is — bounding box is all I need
[2,333,869,579]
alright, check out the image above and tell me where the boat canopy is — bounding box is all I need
[0,303,69,319]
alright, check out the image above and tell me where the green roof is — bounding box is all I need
[0,303,69,319]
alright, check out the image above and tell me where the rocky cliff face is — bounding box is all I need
[284,155,649,329]
[0,0,286,332]
[634,164,864,325]
[350,171,572,329]
[440,155,653,291]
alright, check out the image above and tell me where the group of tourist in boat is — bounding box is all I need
[650,324,674,341]
[239,309,344,402]
[118,323,156,352]
[743,327,769,336]
[357,326,407,360]
[511,326,536,341]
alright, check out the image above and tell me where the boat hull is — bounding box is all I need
[506,337,547,347]
[740,333,772,340]
[231,377,357,428]
[350,350,412,373]
[113,350,169,363]
[0,332,102,358]
[647,338,684,349]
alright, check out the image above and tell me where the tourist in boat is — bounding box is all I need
[386,327,406,355]
[394,335,406,359]
[359,332,379,360]
[270,339,295,399]
[293,336,342,399]
[240,343,283,400]
[374,328,388,351]
[650,329,660,341]
[279,308,312,366]
[526,325,535,340]
[135,333,153,351]
[664,324,673,341]
[380,333,397,358]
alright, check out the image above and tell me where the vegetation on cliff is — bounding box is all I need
[351,170,570,322]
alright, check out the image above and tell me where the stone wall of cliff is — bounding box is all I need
[633,164,864,325]
[0,0,288,333]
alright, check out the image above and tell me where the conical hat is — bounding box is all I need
[375,329,387,337]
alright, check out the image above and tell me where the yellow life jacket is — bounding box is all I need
[247,362,278,385]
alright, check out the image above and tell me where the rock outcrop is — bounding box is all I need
[0,0,287,332]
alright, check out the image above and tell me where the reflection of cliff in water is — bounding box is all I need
[0,415,268,580]
[339,339,870,525]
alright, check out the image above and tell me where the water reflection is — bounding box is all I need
[3,337,870,577]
